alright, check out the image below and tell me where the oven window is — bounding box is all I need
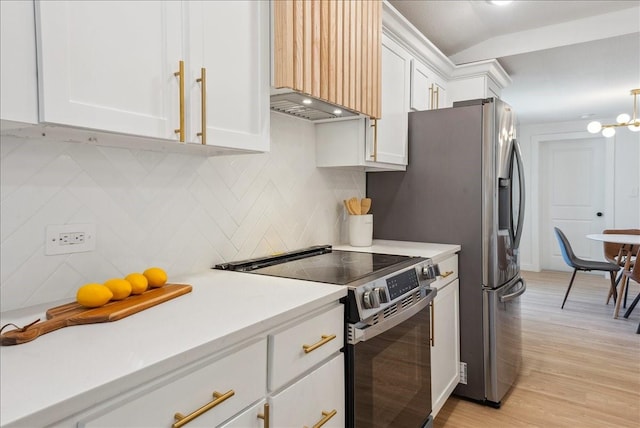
[352,307,431,427]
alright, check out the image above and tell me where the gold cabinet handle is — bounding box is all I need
[257,403,270,428]
[430,300,435,347]
[174,60,185,142]
[172,389,234,428]
[434,86,440,109]
[306,409,337,428]
[440,270,454,278]
[302,334,336,354]
[196,67,207,145]
[429,84,434,110]
[369,118,378,161]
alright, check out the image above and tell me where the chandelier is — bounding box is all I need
[587,89,640,137]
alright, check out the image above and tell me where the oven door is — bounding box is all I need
[346,296,433,428]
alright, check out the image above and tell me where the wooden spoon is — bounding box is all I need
[348,197,361,215]
[343,199,354,215]
[361,198,371,215]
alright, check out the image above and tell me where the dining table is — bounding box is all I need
[586,233,640,319]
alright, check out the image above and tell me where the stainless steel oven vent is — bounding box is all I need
[383,305,398,319]
[270,92,358,121]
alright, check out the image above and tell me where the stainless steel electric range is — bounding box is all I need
[215,245,440,428]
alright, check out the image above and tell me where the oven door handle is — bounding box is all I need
[348,291,434,345]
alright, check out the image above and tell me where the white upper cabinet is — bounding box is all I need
[35,1,182,140]
[448,60,511,104]
[411,59,448,111]
[374,34,411,166]
[315,33,409,172]
[34,0,269,152]
[1,0,39,125]
[185,0,269,151]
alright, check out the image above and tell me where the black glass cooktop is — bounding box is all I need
[214,245,416,285]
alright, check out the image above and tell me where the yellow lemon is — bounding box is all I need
[76,283,113,308]
[143,267,168,288]
[125,272,148,295]
[104,278,132,300]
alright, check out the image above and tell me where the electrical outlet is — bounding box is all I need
[46,224,96,255]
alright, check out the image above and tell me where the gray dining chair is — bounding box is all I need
[554,227,620,309]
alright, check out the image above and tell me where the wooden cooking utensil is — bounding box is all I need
[361,198,371,215]
[1,284,192,346]
[348,197,361,215]
[344,199,354,215]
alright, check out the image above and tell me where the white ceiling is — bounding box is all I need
[388,0,640,125]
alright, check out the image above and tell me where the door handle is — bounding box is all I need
[513,139,526,249]
[500,279,527,303]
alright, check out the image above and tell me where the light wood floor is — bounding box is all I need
[435,270,640,428]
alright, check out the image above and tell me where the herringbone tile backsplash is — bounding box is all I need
[0,114,365,311]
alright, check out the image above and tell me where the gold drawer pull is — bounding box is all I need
[172,389,235,428]
[303,334,336,354]
[257,403,270,428]
[306,409,337,428]
[440,270,454,278]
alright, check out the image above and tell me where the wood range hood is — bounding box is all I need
[271,0,381,122]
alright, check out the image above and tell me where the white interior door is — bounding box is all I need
[541,138,606,271]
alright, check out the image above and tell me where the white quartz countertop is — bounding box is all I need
[0,270,346,427]
[335,239,460,263]
[0,240,459,427]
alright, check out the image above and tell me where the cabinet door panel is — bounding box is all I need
[79,339,267,428]
[431,278,460,417]
[269,304,344,391]
[373,35,410,165]
[219,400,267,428]
[410,59,431,112]
[270,354,344,428]
[187,0,269,151]
[36,0,181,139]
[1,0,38,124]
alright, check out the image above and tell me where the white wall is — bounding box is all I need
[518,118,640,272]
[0,113,366,311]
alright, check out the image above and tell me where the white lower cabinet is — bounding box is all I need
[269,304,344,391]
[430,261,461,417]
[270,354,344,428]
[73,302,344,428]
[218,400,268,428]
[79,338,267,428]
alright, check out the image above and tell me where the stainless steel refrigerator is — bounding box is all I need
[366,98,526,407]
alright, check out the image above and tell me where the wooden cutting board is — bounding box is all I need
[1,283,192,346]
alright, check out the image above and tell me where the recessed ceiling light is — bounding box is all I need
[333,109,342,115]
[302,99,312,105]
[489,1,513,5]
[580,113,595,119]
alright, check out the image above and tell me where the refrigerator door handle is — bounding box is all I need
[500,278,526,303]
[512,139,526,249]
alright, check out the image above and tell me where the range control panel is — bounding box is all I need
[351,259,439,322]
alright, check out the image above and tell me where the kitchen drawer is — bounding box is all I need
[79,338,266,428]
[432,254,458,290]
[270,354,344,428]
[268,304,344,391]
[218,399,268,428]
